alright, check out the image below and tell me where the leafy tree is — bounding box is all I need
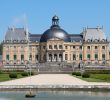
[0,42,3,55]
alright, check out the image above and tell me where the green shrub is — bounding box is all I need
[9,73,17,78]
[82,72,90,78]
[72,72,77,75]
[21,72,28,76]
[75,72,81,76]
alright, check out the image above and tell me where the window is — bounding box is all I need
[95,46,98,49]
[29,54,32,60]
[36,55,38,60]
[102,46,105,50]
[65,54,68,60]
[87,46,90,50]
[14,55,17,60]
[79,54,82,60]
[43,46,45,49]
[65,46,68,49]
[54,45,57,49]
[49,45,52,49]
[59,45,62,49]
[80,46,82,50]
[21,55,24,61]
[73,46,75,49]
[6,55,9,60]
[87,54,90,59]
[95,54,98,60]
[102,54,105,60]
[73,54,76,60]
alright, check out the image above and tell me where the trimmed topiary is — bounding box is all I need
[72,72,77,75]
[82,72,90,78]
[75,72,81,76]
[9,73,17,78]
[21,72,28,76]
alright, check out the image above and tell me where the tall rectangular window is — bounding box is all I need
[36,55,38,60]
[29,54,32,60]
[14,55,17,60]
[87,54,90,60]
[65,54,68,60]
[102,54,105,60]
[79,54,82,60]
[87,46,90,50]
[95,54,98,60]
[73,54,76,60]
[21,55,24,61]
[54,45,57,49]
[49,45,52,49]
[95,46,98,49]
[6,54,9,60]
[102,46,105,50]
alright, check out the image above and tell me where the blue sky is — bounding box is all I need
[0,0,110,41]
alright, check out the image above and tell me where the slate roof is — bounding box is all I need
[84,28,106,41]
[5,28,27,41]
[69,34,83,42]
[29,34,41,42]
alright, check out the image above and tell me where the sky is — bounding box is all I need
[0,0,110,41]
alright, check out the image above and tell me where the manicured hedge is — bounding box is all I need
[86,70,110,74]
[82,72,90,78]
[9,73,17,78]
[21,72,28,76]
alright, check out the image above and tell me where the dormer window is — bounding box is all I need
[87,39,91,42]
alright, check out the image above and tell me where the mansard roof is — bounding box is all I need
[83,27,106,41]
[5,28,27,41]
[29,34,41,42]
[69,34,83,42]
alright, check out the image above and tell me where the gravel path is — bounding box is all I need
[0,74,110,86]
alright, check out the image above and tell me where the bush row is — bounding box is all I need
[86,70,110,74]
[72,72,90,78]
[9,72,34,78]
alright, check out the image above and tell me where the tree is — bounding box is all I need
[0,42,3,55]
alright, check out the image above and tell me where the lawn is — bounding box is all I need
[74,74,110,82]
[0,73,28,82]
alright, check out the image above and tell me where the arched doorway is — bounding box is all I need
[49,54,52,62]
[59,54,62,62]
[54,54,57,62]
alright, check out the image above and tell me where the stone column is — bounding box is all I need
[63,52,65,62]
[52,53,54,62]
[46,52,48,62]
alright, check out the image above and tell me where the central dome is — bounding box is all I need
[40,15,71,42]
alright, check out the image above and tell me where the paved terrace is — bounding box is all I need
[0,74,110,90]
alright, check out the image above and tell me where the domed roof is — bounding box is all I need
[40,16,71,42]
